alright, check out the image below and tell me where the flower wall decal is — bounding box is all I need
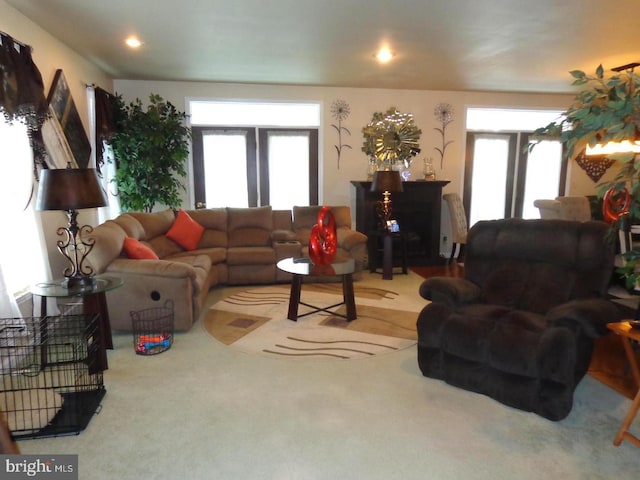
[362,107,421,169]
[434,102,454,168]
[330,99,352,169]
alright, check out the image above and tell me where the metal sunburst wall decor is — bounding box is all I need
[330,99,352,169]
[362,107,422,169]
[434,103,454,168]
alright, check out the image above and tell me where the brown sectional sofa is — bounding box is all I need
[86,205,367,332]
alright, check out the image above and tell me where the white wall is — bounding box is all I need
[0,0,114,280]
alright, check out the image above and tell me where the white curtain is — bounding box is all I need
[0,269,20,318]
[0,120,58,317]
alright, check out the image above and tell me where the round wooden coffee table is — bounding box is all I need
[276,257,357,322]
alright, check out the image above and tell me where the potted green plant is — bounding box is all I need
[532,64,640,287]
[109,93,191,212]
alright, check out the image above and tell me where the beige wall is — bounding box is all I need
[0,0,114,279]
[113,80,587,208]
[113,80,593,253]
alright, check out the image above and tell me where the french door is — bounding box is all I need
[463,132,566,226]
[191,127,318,209]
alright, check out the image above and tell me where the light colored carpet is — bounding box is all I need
[16,272,639,479]
[203,280,418,359]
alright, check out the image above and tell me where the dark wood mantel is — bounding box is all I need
[351,180,450,266]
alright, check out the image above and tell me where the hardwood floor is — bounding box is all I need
[410,261,464,279]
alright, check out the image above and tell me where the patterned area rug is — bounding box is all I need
[203,276,422,359]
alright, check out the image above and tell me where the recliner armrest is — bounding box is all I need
[419,277,482,307]
[546,298,623,338]
[105,257,203,282]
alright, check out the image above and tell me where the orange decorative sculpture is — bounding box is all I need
[603,187,631,223]
[309,206,338,265]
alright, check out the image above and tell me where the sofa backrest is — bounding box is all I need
[227,206,273,247]
[464,218,614,314]
[273,209,293,231]
[85,220,128,273]
[125,209,183,258]
[113,213,146,239]
[186,208,228,249]
[292,206,352,245]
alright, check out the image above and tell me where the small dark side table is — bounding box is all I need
[31,275,123,371]
[368,230,408,280]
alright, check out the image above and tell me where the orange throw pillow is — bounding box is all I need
[166,209,205,251]
[123,237,159,260]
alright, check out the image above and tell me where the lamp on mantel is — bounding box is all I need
[36,166,108,289]
[370,169,403,231]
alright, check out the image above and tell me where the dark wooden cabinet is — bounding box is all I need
[351,180,450,266]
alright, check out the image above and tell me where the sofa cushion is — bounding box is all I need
[273,209,293,231]
[123,237,159,260]
[168,254,212,296]
[147,235,184,259]
[293,205,352,230]
[227,246,276,266]
[227,206,273,247]
[272,229,298,242]
[167,247,226,265]
[167,209,205,251]
[127,209,175,240]
[186,208,228,248]
[113,214,146,239]
[293,206,353,246]
[86,220,127,273]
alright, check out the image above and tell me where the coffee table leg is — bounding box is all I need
[343,273,357,321]
[288,274,302,321]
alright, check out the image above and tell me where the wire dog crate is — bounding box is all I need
[131,300,174,355]
[0,314,106,439]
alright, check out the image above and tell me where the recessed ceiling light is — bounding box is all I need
[125,37,142,49]
[375,48,394,63]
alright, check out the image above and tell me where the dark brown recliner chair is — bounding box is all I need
[417,218,620,421]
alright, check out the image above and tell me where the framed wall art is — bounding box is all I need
[41,69,91,168]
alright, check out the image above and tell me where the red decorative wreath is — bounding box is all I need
[308,206,338,265]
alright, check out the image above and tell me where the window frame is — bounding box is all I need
[258,128,318,207]
[191,126,319,209]
[464,130,567,222]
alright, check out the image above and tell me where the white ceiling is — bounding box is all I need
[7,0,640,94]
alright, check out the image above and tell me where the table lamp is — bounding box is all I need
[370,169,403,231]
[36,166,108,289]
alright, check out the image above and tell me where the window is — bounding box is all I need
[464,109,565,226]
[0,120,45,297]
[189,101,320,210]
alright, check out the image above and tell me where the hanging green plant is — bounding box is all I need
[109,94,191,212]
[531,64,640,289]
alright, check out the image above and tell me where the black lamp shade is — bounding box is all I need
[36,168,108,211]
[370,170,403,193]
